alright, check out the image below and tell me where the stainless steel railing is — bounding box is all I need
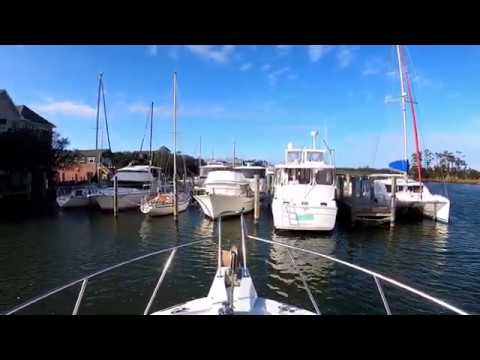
[3,239,210,315]
[244,225,468,315]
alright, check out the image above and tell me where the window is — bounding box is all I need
[314,169,333,185]
[0,118,7,125]
[306,152,323,162]
[408,185,422,193]
[287,151,302,163]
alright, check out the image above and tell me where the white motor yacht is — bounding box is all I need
[194,170,254,219]
[90,164,162,211]
[272,132,337,231]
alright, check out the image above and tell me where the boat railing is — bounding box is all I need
[238,211,468,315]
[2,239,210,315]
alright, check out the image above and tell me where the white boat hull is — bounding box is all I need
[193,194,254,219]
[140,196,190,216]
[272,200,337,231]
[56,195,91,208]
[92,189,149,210]
[151,267,314,315]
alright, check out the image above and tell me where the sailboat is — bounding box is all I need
[372,45,450,223]
[56,73,110,209]
[140,72,191,217]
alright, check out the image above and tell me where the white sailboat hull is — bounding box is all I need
[194,194,254,219]
[272,199,337,231]
[140,195,190,216]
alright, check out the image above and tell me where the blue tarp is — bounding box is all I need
[389,159,409,173]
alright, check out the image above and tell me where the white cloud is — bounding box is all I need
[31,100,96,118]
[276,45,291,55]
[362,57,388,76]
[240,62,253,72]
[308,45,331,63]
[147,45,158,56]
[336,46,359,68]
[262,64,271,71]
[268,67,290,86]
[186,45,235,64]
[128,101,225,119]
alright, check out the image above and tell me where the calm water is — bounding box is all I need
[1,183,479,314]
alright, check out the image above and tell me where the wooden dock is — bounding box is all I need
[336,172,396,227]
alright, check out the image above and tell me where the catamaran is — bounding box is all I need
[271,131,337,231]
[372,45,450,223]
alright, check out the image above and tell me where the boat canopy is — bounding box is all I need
[205,170,249,184]
[389,159,409,173]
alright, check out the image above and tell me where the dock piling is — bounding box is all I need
[113,175,118,217]
[254,174,260,223]
[390,176,396,227]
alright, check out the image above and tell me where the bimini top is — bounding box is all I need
[205,170,249,185]
[275,145,332,169]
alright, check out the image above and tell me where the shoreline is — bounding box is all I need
[426,178,480,185]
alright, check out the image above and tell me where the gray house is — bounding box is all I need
[0,90,56,202]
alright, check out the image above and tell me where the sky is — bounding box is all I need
[1,45,479,169]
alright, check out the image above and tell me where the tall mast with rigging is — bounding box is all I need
[149,101,154,167]
[95,73,102,182]
[173,72,178,219]
[396,45,423,185]
[396,46,409,180]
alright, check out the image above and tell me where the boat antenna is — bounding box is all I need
[310,130,319,149]
[232,141,236,167]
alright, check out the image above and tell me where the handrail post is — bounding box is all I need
[72,278,88,315]
[240,209,248,277]
[144,248,177,315]
[217,215,222,274]
[374,276,391,315]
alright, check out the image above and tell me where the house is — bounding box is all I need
[0,90,55,202]
[56,149,113,183]
[0,90,55,137]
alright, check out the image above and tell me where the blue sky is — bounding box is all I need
[1,45,479,169]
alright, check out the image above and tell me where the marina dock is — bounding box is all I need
[336,170,396,227]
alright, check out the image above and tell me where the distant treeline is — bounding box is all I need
[409,149,480,181]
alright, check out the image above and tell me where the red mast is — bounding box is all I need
[399,46,422,185]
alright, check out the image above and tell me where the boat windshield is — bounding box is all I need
[277,168,333,185]
[235,168,265,179]
[286,151,302,163]
[305,151,324,162]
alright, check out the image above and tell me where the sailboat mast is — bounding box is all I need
[149,101,153,167]
[396,45,408,179]
[95,73,102,182]
[199,136,202,171]
[232,141,236,167]
[173,72,178,219]
[400,46,423,185]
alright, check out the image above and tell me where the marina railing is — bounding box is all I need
[242,219,468,315]
[3,239,210,315]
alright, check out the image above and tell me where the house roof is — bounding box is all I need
[17,105,55,128]
[0,89,55,128]
[0,89,22,120]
